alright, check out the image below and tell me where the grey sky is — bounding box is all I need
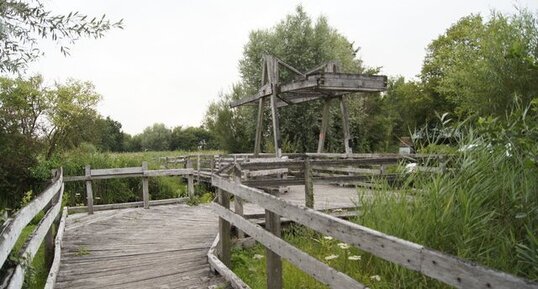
[28,0,538,135]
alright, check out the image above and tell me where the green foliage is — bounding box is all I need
[421,9,538,118]
[0,0,123,73]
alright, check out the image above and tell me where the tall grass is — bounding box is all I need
[30,147,220,206]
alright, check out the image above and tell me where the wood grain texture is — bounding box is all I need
[0,173,62,267]
[54,204,224,289]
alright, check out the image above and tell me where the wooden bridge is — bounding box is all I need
[1,153,537,289]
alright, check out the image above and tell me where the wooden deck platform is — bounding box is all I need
[55,204,223,289]
[242,184,361,216]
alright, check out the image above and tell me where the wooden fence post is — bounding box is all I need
[142,162,149,209]
[233,167,245,239]
[186,158,195,197]
[44,170,61,266]
[265,189,282,289]
[85,165,94,215]
[218,188,231,267]
[197,154,201,183]
[304,158,314,208]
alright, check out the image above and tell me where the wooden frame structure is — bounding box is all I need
[230,55,387,157]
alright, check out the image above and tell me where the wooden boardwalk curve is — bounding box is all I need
[54,204,223,289]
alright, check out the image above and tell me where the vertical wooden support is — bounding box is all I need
[317,99,331,153]
[265,190,282,289]
[186,158,194,197]
[254,98,264,157]
[218,188,231,267]
[265,55,282,158]
[85,165,94,215]
[197,154,201,183]
[339,96,353,155]
[304,158,314,208]
[210,158,215,175]
[44,170,61,266]
[233,167,245,239]
[380,164,386,175]
[142,162,149,209]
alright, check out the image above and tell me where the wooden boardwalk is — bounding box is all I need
[54,204,223,289]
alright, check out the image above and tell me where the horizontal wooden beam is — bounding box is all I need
[207,234,251,289]
[67,198,188,214]
[64,168,195,182]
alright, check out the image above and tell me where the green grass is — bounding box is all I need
[232,140,538,288]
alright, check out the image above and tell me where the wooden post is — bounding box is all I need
[265,55,282,158]
[254,98,265,157]
[142,162,149,209]
[304,158,314,208]
[197,154,201,183]
[186,158,195,197]
[339,96,353,155]
[317,99,331,153]
[85,165,94,215]
[265,189,282,289]
[233,167,245,239]
[218,188,231,267]
[44,170,61,267]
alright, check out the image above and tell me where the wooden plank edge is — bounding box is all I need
[44,207,68,289]
[67,197,188,214]
[207,234,251,289]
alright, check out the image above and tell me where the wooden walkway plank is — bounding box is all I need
[54,204,223,289]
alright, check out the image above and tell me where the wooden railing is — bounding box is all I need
[0,169,65,289]
[64,162,194,214]
[210,173,538,289]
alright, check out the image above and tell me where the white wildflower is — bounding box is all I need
[323,236,333,240]
[348,255,361,261]
[370,275,381,281]
[253,254,264,260]
[324,254,339,261]
[337,243,350,250]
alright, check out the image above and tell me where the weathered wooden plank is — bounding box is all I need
[44,207,68,289]
[212,176,538,289]
[317,99,331,153]
[339,96,352,155]
[246,168,288,178]
[264,191,282,289]
[218,189,231,268]
[142,162,149,209]
[243,174,396,187]
[91,167,143,176]
[186,158,194,197]
[212,203,367,289]
[0,174,62,267]
[207,234,251,289]
[67,198,188,214]
[142,168,193,177]
[85,166,93,215]
[6,189,63,289]
[254,98,265,157]
[304,158,314,208]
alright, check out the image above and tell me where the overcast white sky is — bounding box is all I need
[27,0,538,135]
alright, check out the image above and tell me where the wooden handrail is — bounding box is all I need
[211,175,538,289]
[0,169,64,289]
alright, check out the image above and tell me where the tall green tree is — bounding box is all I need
[421,10,538,117]
[139,123,171,151]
